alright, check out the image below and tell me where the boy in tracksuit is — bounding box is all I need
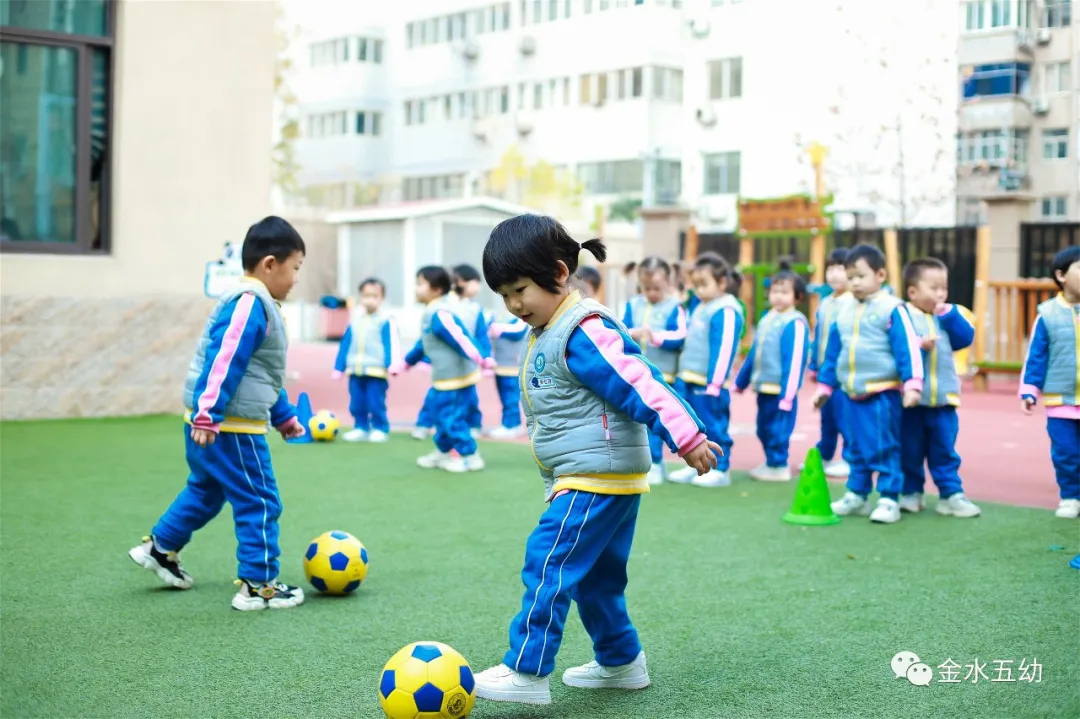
[392,266,493,473]
[332,278,401,443]
[814,244,924,524]
[487,309,529,438]
[898,258,981,518]
[453,264,493,437]
[734,263,810,482]
[808,248,854,478]
[1020,245,1080,519]
[129,216,307,611]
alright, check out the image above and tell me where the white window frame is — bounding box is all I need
[708,57,742,100]
[702,151,741,195]
[1040,196,1067,218]
[1042,128,1068,160]
[1044,60,1071,93]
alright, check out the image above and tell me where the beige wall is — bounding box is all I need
[2,0,276,419]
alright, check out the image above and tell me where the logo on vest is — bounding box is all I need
[534,352,546,374]
[531,376,555,390]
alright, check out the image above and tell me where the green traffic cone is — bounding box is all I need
[782,447,840,526]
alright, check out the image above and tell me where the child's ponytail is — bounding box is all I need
[580,237,607,264]
[729,268,744,290]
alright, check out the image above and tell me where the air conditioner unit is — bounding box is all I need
[471,118,489,141]
[519,35,536,56]
[1032,96,1050,115]
[1036,27,1052,44]
[516,112,534,136]
[689,16,710,38]
[456,40,480,60]
[1016,30,1033,52]
[696,104,717,127]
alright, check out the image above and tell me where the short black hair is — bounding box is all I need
[638,255,672,279]
[845,244,886,272]
[623,261,638,275]
[483,214,607,293]
[576,265,602,291]
[241,216,305,272]
[826,247,850,269]
[452,264,481,296]
[1051,245,1080,289]
[359,277,386,296]
[902,257,948,291]
[416,265,452,296]
[770,258,807,301]
[693,252,738,292]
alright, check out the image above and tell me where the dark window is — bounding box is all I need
[0,0,114,253]
[962,62,1031,100]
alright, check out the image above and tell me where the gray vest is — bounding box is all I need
[421,297,479,388]
[1036,296,1079,405]
[750,309,809,392]
[346,308,391,376]
[493,309,525,370]
[183,280,287,424]
[628,295,682,380]
[522,296,650,482]
[835,292,904,396]
[679,294,744,383]
[905,304,961,407]
[815,292,851,367]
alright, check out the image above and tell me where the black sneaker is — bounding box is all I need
[231,579,305,611]
[128,536,193,589]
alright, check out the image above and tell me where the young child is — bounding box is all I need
[576,265,602,300]
[453,264,493,438]
[1020,245,1080,519]
[128,216,307,611]
[332,278,401,443]
[667,252,744,488]
[808,248,854,478]
[472,214,719,707]
[621,256,688,484]
[412,385,437,440]
[813,244,924,524]
[487,308,529,438]
[392,266,493,472]
[734,261,810,481]
[897,258,981,517]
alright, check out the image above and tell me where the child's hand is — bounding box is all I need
[812,390,829,410]
[331,370,344,380]
[683,440,723,475]
[640,326,652,343]
[489,325,502,339]
[628,327,644,341]
[1021,397,1035,415]
[190,427,216,447]
[480,357,496,371]
[277,417,306,440]
[920,335,936,351]
[388,361,407,376]
[706,384,722,397]
[902,389,921,408]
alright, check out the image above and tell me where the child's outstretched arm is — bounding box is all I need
[473,310,493,358]
[189,293,268,443]
[937,304,976,351]
[887,304,925,406]
[778,317,810,411]
[332,325,353,376]
[490,316,529,341]
[707,306,743,396]
[269,388,304,440]
[812,323,843,407]
[382,315,403,369]
[1019,315,1049,414]
[432,310,495,368]
[733,334,756,392]
[649,305,689,351]
[808,309,825,375]
[565,316,719,473]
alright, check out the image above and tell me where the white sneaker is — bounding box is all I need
[646,464,665,485]
[367,430,388,443]
[870,498,902,524]
[936,493,981,518]
[342,428,368,442]
[442,454,486,473]
[691,469,730,488]
[666,466,697,484]
[750,464,792,482]
[824,459,851,478]
[128,536,193,589]
[562,650,651,690]
[831,491,871,516]
[898,493,925,513]
[411,427,430,440]
[488,425,523,439]
[230,579,304,611]
[470,428,482,439]
[1054,499,1080,519]
[474,664,551,705]
[417,450,451,469]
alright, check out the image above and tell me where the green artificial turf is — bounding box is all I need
[1,416,1077,719]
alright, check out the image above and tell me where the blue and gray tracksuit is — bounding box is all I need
[809,292,853,464]
[490,309,529,429]
[334,308,400,433]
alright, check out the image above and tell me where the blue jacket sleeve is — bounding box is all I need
[334,326,352,373]
[1019,316,1049,400]
[652,305,688,352]
[778,317,810,408]
[474,311,492,358]
[189,293,268,430]
[887,305,924,387]
[734,336,757,390]
[269,388,297,428]
[706,306,744,389]
[817,323,843,390]
[498,317,530,341]
[404,339,425,366]
[938,305,975,351]
[565,316,706,454]
[621,301,635,328]
[431,310,484,362]
[808,308,825,373]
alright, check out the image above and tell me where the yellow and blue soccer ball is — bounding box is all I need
[379,641,476,719]
[308,410,341,441]
[302,530,368,595]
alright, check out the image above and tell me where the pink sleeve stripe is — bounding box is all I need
[1018,316,1042,398]
[782,320,807,404]
[387,317,403,364]
[1018,383,1041,398]
[579,317,702,451]
[194,292,256,426]
[897,306,924,380]
[437,309,483,364]
[708,308,738,389]
[490,321,523,334]
[1047,405,1080,419]
[650,306,688,345]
